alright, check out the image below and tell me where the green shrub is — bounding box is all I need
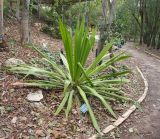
[41,25,61,39]
[9,19,131,132]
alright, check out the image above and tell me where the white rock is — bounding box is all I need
[129,128,134,133]
[11,117,18,124]
[4,58,25,67]
[26,90,43,102]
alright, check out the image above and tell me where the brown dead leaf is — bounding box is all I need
[35,129,45,137]
[52,130,61,139]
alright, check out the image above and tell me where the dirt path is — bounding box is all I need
[120,42,160,139]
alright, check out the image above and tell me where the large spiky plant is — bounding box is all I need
[9,19,131,132]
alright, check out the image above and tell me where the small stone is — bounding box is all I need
[26,90,43,102]
[129,128,134,133]
[31,102,47,112]
[72,109,78,114]
[153,104,156,108]
[28,128,34,135]
[11,117,18,124]
[32,102,44,107]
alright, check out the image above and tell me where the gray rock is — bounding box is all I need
[26,90,43,102]
[31,102,44,108]
[31,102,48,113]
[4,58,25,67]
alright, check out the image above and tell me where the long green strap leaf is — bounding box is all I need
[55,91,70,115]
[42,58,66,78]
[89,54,131,76]
[78,62,94,87]
[65,90,74,118]
[86,41,113,74]
[93,78,129,85]
[85,86,117,118]
[59,19,74,79]
[77,86,101,133]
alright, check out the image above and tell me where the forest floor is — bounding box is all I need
[118,42,160,139]
[0,19,158,139]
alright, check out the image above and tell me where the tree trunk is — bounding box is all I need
[157,34,160,49]
[16,0,20,20]
[20,0,30,45]
[97,0,108,57]
[97,0,116,53]
[0,0,3,35]
[97,0,116,67]
[37,0,41,19]
[10,0,14,11]
[96,28,105,57]
[139,0,144,45]
[109,0,116,27]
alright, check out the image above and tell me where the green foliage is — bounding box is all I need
[29,1,61,38]
[112,0,139,40]
[8,20,131,132]
[3,1,10,14]
[41,25,61,39]
[66,0,101,28]
[113,37,125,47]
[143,0,160,48]
[29,49,62,67]
[37,4,61,38]
[114,0,160,48]
[38,0,102,38]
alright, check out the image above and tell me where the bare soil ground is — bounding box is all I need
[118,42,160,139]
[0,20,145,139]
